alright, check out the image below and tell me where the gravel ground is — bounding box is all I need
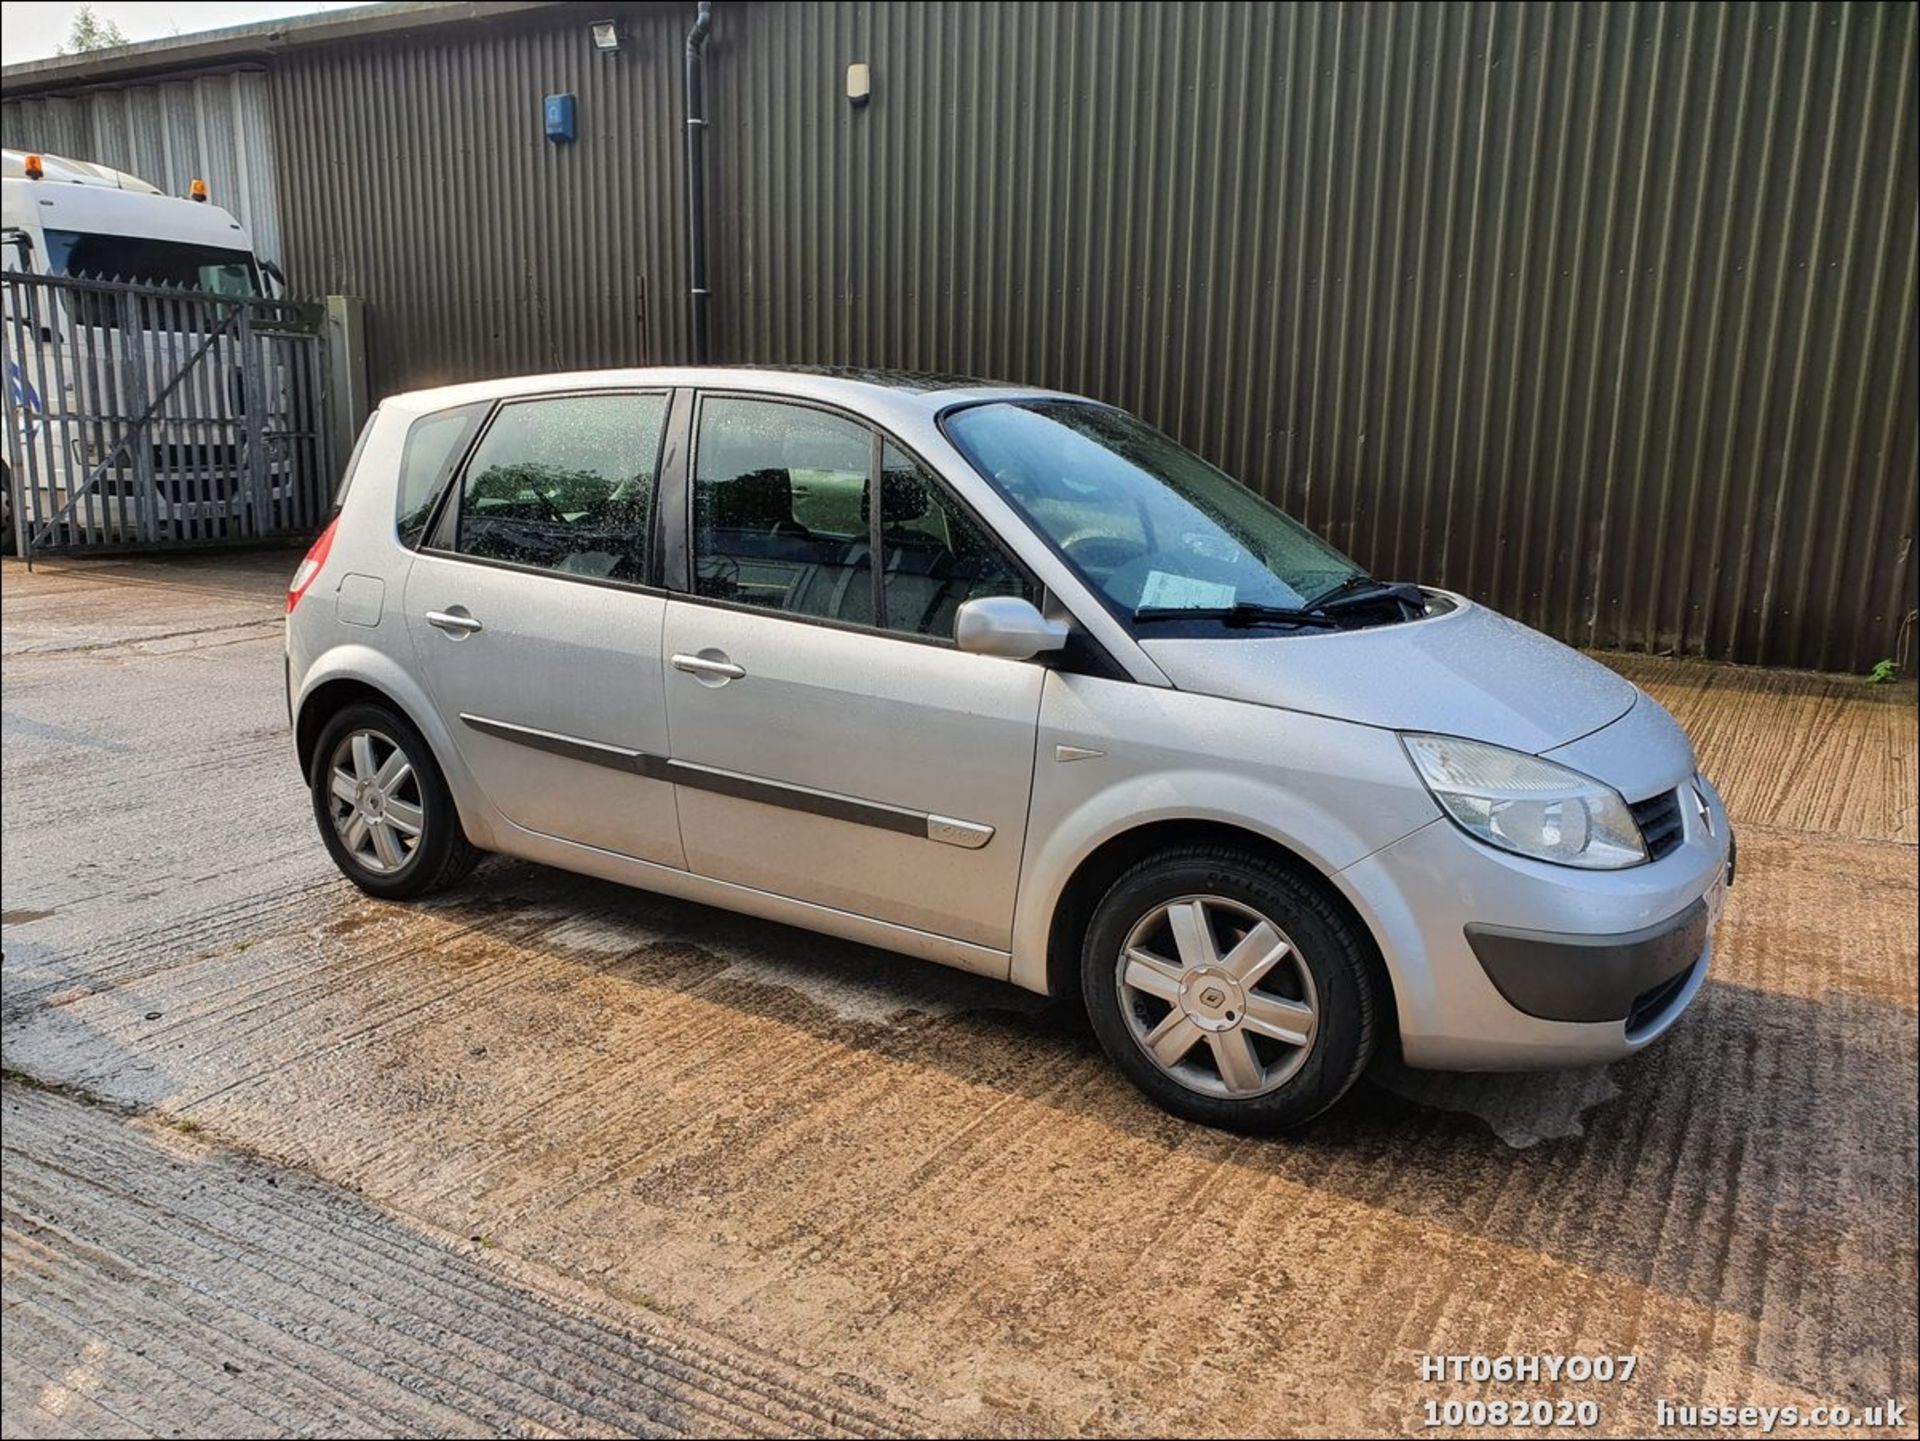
[2,551,1914,1438]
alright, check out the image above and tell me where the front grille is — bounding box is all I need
[92,447,247,502]
[1627,958,1700,1035]
[1629,788,1685,861]
[153,442,244,474]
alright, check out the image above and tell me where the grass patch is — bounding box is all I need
[1,1066,105,1107]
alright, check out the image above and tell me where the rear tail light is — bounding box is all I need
[288,517,339,613]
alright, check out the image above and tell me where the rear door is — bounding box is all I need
[660,393,1046,953]
[403,388,686,868]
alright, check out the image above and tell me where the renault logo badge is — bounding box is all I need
[1691,780,1714,837]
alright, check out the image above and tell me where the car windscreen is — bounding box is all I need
[942,400,1359,621]
[43,230,260,295]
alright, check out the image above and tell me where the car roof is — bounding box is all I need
[734,364,1008,393]
[378,365,1084,420]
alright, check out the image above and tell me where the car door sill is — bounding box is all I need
[492,815,1013,981]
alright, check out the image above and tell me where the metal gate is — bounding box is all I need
[2,271,332,555]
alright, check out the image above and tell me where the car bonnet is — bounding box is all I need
[1137,595,1639,754]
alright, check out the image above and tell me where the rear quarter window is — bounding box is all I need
[396,403,489,547]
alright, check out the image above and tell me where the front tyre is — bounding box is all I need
[1082,846,1378,1133]
[309,701,478,899]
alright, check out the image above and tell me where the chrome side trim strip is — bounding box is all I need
[459,712,666,777]
[664,757,927,837]
[926,814,995,849]
[458,713,993,846]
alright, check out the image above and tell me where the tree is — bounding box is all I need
[60,5,129,54]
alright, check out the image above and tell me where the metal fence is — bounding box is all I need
[2,271,331,555]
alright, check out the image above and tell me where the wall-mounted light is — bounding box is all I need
[590,19,621,53]
[847,62,871,108]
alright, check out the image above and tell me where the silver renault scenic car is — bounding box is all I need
[287,368,1734,1132]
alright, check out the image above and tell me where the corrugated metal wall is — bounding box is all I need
[2,70,285,265]
[271,5,691,396]
[705,0,1917,672]
[28,0,1910,669]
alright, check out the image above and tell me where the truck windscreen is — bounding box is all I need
[44,229,259,295]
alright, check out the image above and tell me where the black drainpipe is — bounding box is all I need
[685,0,714,363]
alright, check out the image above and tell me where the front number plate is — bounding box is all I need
[1704,871,1728,930]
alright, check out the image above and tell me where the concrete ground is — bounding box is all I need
[2,552,1914,1438]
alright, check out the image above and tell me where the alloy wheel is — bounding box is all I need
[326,727,425,875]
[1116,894,1319,1099]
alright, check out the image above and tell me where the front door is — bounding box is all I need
[404,389,685,868]
[661,394,1047,951]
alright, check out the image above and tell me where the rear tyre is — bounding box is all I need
[1081,845,1377,1133]
[308,701,478,899]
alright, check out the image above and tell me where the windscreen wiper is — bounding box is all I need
[1132,602,1341,629]
[1304,574,1426,612]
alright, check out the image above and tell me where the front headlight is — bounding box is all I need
[1401,732,1647,870]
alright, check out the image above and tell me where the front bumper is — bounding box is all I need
[1339,774,1733,1070]
[1465,899,1709,1025]
[21,468,301,533]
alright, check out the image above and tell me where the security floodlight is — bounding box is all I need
[589,20,621,52]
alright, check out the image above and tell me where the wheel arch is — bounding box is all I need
[292,648,496,849]
[296,676,406,776]
[1035,817,1402,1057]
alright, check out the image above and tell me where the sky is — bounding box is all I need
[1,2,364,67]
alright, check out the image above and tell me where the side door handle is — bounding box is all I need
[426,608,483,635]
[671,650,746,683]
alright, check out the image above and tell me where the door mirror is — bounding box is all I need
[953,596,1069,660]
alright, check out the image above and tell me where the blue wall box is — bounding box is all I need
[544,93,577,143]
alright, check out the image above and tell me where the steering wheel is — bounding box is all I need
[1059,530,1144,576]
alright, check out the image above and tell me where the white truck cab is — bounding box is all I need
[2,148,263,291]
[2,149,277,547]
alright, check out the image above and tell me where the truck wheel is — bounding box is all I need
[1081,846,1378,1133]
[309,701,479,899]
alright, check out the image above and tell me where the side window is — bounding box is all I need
[396,403,485,547]
[453,393,667,583]
[693,397,878,623]
[876,443,1034,638]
